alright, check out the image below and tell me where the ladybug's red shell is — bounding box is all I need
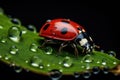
[39,19,84,41]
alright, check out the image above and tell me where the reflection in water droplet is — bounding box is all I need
[103,66,109,74]
[30,43,38,52]
[0,25,3,29]
[8,26,22,43]
[27,24,37,33]
[11,18,21,26]
[44,47,53,55]
[107,51,116,57]
[62,56,73,68]
[82,71,91,79]
[74,72,80,78]
[14,66,22,73]
[49,69,62,80]
[0,36,7,43]
[0,8,4,14]
[82,54,93,63]
[10,46,18,54]
[92,67,100,75]
[30,56,44,69]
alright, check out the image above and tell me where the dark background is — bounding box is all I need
[0,1,120,80]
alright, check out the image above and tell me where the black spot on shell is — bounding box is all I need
[61,28,68,34]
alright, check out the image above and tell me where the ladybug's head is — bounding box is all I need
[75,31,94,53]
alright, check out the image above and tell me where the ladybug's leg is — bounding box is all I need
[71,43,79,58]
[39,39,53,48]
[58,42,68,55]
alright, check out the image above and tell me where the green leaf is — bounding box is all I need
[0,11,120,76]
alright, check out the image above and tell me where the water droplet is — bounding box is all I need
[113,61,117,65]
[82,54,93,63]
[0,55,2,58]
[14,66,22,73]
[10,46,18,54]
[81,65,85,68]
[86,64,91,70]
[102,66,109,74]
[0,36,7,43]
[27,24,37,33]
[74,72,80,78]
[4,55,11,60]
[92,67,100,74]
[0,7,4,14]
[47,64,50,67]
[101,59,107,66]
[30,43,38,52]
[21,27,27,34]
[82,71,91,79]
[8,26,22,43]
[107,51,116,57]
[100,49,104,52]
[10,63,16,67]
[30,56,43,68]
[44,46,53,55]
[0,25,3,29]
[96,61,100,64]
[11,18,21,26]
[62,56,73,68]
[49,69,62,80]
[25,60,29,63]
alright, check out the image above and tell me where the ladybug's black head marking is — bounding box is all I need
[61,27,68,34]
[75,32,93,53]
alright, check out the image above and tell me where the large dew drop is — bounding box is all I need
[62,56,73,68]
[82,71,91,79]
[44,46,53,55]
[11,18,21,26]
[49,69,62,80]
[14,66,22,73]
[27,24,37,33]
[81,54,93,63]
[74,72,80,78]
[10,45,19,55]
[0,36,7,43]
[107,51,116,57]
[30,56,44,69]
[8,26,22,43]
[30,43,38,52]
[92,67,100,75]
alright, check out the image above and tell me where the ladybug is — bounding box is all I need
[39,18,95,57]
